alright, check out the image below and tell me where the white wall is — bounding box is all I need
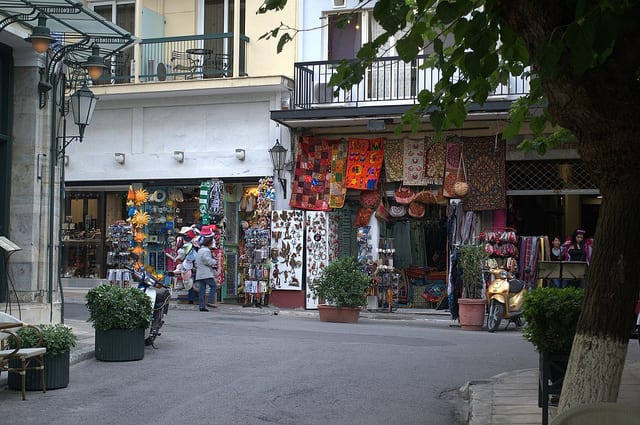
[64,92,279,182]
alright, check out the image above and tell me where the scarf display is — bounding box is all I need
[384,139,403,182]
[289,137,332,211]
[329,139,347,208]
[345,137,384,190]
[425,140,446,185]
[442,139,463,198]
[403,138,428,186]
[462,135,507,211]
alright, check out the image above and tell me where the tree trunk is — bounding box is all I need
[498,1,640,413]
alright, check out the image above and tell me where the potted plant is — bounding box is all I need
[522,287,584,419]
[7,323,77,390]
[457,244,489,330]
[313,257,370,323]
[86,284,152,361]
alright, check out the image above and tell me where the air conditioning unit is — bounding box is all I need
[314,82,352,105]
[332,0,346,8]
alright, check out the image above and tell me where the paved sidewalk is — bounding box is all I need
[7,292,640,425]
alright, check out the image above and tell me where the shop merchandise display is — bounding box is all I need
[304,211,339,309]
[105,221,133,286]
[241,227,270,307]
[269,210,304,290]
[371,238,401,312]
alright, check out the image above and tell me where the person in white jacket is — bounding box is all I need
[194,227,218,312]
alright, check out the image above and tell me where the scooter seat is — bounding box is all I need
[509,279,526,294]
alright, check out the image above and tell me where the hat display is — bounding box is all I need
[200,225,215,238]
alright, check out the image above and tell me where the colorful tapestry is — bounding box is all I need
[384,139,403,182]
[402,139,428,185]
[345,137,384,190]
[425,139,446,185]
[289,137,332,211]
[463,135,507,211]
[329,139,347,208]
[443,139,463,198]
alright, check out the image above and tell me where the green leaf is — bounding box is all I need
[276,33,292,54]
[435,1,459,25]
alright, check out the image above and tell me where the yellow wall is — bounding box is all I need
[136,0,297,78]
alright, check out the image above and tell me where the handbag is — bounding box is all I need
[414,189,437,204]
[355,207,373,227]
[374,187,390,222]
[394,186,415,204]
[388,204,407,218]
[453,152,469,198]
[360,190,381,209]
[408,201,426,218]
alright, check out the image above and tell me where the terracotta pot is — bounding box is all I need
[458,298,486,330]
[317,304,361,323]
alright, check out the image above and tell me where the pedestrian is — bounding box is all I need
[564,229,589,288]
[194,227,218,312]
[549,236,565,288]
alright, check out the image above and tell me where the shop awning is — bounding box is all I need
[0,0,136,63]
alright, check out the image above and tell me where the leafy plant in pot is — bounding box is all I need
[522,287,584,415]
[312,257,370,323]
[457,244,489,330]
[86,284,152,361]
[7,323,77,390]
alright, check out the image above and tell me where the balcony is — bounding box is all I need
[93,33,249,85]
[292,55,530,109]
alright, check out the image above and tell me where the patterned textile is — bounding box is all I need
[384,139,403,182]
[425,140,446,185]
[403,139,428,185]
[463,135,507,211]
[329,139,347,208]
[289,137,332,211]
[345,137,384,190]
[443,140,463,198]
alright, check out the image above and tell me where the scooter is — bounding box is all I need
[486,268,526,332]
[129,266,171,347]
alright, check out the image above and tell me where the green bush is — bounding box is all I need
[459,244,489,299]
[313,257,370,308]
[7,323,77,356]
[522,287,584,354]
[86,284,152,332]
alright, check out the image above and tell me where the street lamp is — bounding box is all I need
[69,83,98,142]
[24,14,54,53]
[269,139,288,198]
[83,44,108,81]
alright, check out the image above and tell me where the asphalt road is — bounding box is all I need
[2,304,540,425]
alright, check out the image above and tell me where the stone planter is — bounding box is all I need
[8,351,70,391]
[318,304,361,323]
[458,298,486,330]
[95,328,145,362]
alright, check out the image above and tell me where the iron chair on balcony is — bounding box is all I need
[204,53,231,78]
[170,51,198,79]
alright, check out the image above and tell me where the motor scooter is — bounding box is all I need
[129,266,171,347]
[485,268,527,332]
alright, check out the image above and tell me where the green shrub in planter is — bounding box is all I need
[313,257,370,308]
[86,284,152,331]
[7,323,77,355]
[458,244,489,299]
[522,287,584,354]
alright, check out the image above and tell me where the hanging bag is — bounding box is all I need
[453,152,470,198]
[374,186,390,222]
[360,189,381,209]
[414,187,437,204]
[394,186,415,204]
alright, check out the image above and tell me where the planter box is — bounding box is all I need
[8,351,70,391]
[458,298,486,330]
[95,328,145,362]
[318,304,361,323]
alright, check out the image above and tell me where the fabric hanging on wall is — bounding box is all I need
[289,137,332,211]
[425,139,446,185]
[384,139,403,182]
[403,138,428,185]
[462,135,507,211]
[329,139,348,208]
[443,139,463,198]
[345,137,385,190]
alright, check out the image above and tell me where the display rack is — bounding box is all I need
[370,238,400,312]
[241,227,270,307]
[105,221,133,286]
[479,227,519,272]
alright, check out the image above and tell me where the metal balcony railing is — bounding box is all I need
[293,55,530,109]
[93,33,249,85]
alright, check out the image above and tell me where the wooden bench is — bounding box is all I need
[0,312,46,400]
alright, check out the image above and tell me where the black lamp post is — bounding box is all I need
[269,139,288,198]
[68,82,98,142]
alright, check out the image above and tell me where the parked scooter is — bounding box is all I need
[129,266,171,347]
[485,268,527,332]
